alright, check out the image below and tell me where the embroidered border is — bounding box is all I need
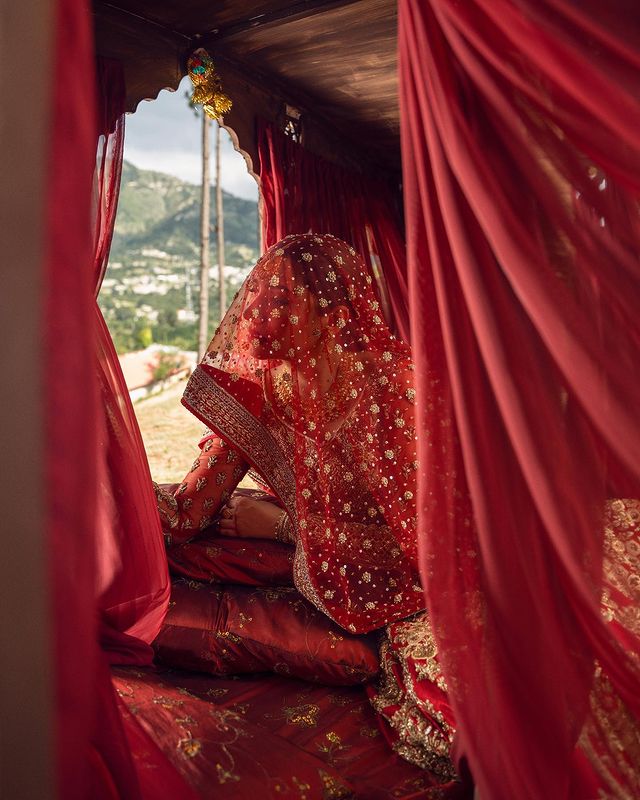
[184,368,340,623]
[183,367,296,520]
[293,541,333,620]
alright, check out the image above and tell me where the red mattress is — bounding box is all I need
[112,666,467,799]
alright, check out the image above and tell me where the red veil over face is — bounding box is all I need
[183,234,424,633]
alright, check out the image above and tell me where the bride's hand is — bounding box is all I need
[218,496,284,539]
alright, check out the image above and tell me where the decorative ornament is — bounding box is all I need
[187,48,232,119]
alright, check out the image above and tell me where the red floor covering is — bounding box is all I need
[112,666,467,799]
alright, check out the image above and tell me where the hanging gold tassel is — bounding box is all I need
[187,48,233,119]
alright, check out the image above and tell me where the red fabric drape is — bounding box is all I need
[93,59,169,664]
[399,1,640,798]
[258,120,411,341]
[45,29,175,794]
[94,60,125,291]
[45,9,144,798]
[46,1,101,795]
[92,58,198,799]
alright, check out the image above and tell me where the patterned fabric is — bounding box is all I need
[155,579,380,686]
[155,435,249,544]
[113,666,467,799]
[570,499,640,795]
[113,668,353,798]
[167,528,294,587]
[182,233,424,633]
[368,613,456,781]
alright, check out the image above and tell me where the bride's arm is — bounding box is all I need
[154,434,248,545]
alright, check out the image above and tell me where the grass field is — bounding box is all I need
[134,379,204,484]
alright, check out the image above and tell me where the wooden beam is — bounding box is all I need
[198,0,366,46]
[93,0,191,42]
[93,2,185,113]
[214,50,401,180]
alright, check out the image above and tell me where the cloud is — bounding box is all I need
[124,77,259,201]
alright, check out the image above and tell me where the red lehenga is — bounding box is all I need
[155,233,460,786]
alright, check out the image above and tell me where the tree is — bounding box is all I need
[134,324,153,349]
[184,57,229,358]
[198,111,211,360]
[215,121,226,319]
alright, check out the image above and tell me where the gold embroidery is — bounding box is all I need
[206,687,229,697]
[152,695,184,709]
[282,703,320,727]
[215,630,242,644]
[215,763,241,784]
[318,770,351,799]
[175,715,198,727]
[316,731,350,767]
[578,664,640,796]
[371,624,456,781]
[602,499,640,635]
[177,736,202,758]
[184,368,297,520]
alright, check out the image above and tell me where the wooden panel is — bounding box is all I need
[215,0,399,170]
[93,0,401,175]
[0,3,54,799]
[215,54,387,181]
[94,3,186,110]
[93,1,360,37]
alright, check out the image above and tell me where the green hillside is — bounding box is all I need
[100,161,260,353]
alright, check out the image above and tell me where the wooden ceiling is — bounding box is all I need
[93,0,400,177]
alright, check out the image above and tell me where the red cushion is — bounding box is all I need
[154,580,380,686]
[167,531,294,586]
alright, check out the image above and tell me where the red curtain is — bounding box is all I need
[258,120,411,341]
[45,14,175,793]
[93,60,169,666]
[398,1,640,798]
[45,6,142,797]
[93,56,199,800]
[45,0,98,793]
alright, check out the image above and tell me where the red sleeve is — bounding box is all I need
[156,435,248,544]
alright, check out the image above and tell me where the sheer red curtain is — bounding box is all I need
[92,57,199,800]
[46,1,100,795]
[399,1,640,798]
[258,120,410,341]
[45,8,145,798]
[93,59,169,665]
[45,12,179,791]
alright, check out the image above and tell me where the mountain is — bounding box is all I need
[110,160,259,266]
[100,161,260,354]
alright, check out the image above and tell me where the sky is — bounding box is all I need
[124,76,259,201]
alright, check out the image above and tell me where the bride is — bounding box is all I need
[154,232,457,778]
[156,232,424,633]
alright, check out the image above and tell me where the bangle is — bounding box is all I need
[274,511,295,544]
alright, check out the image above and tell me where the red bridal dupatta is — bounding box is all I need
[258,121,411,342]
[183,234,424,633]
[399,1,640,797]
